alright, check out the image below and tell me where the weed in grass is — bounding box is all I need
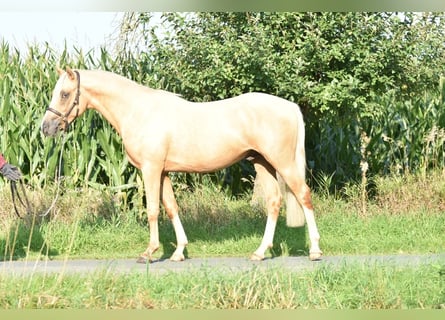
[359,131,371,217]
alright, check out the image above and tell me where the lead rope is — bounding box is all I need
[9,134,65,219]
[10,179,32,218]
[40,133,67,217]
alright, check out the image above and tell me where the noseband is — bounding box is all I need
[46,70,81,131]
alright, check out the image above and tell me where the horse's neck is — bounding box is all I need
[83,71,130,135]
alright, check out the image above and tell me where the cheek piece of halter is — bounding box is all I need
[46,70,81,131]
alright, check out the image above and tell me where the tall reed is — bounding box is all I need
[308,82,445,193]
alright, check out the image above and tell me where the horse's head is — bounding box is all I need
[41,67,86,137]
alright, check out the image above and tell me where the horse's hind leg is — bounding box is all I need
[251,158,282,261]
[278,167,322,261]
[161,174,188,261]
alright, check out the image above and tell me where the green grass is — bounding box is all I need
[0,171,445,309]
[0,264,443,309]
[318,208,445,256]
[1,198,444,261]
[1,171,445,261]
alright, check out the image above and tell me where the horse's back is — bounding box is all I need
[162,91,303,140]
[222,92,303,129]
[187,92,302,151]
[212,92,299,111]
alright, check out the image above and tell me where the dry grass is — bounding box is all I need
[373,170,445,214]
[0,183,119,224]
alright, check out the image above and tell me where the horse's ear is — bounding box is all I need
[66,67,76,81]
[56,66,64,76]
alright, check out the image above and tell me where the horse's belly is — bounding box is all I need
[164,149,247,173]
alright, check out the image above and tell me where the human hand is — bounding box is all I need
[0,163,22,182]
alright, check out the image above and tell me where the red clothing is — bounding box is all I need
[0,153,6,169]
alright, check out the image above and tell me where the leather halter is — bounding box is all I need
[46,70,81,131]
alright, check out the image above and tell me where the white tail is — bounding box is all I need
[278,174,305,227]
[278,103,306,227]
[281,105,307,227]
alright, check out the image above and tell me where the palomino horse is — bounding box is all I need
[41,67,322,263]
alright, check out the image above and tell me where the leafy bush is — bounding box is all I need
[117,12,445,189]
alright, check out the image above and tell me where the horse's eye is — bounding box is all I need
[61,91,70,100]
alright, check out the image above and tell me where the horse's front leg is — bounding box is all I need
[137,166,163,264]
[161,174,188,261]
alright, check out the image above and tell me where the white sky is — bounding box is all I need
[0,12,123,54]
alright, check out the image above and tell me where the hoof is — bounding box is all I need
[250,253,265,261]
[136,254,152,264]
[309,251,322,261]
[170,253,185,262]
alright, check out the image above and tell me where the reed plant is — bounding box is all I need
[2,41,445,203]
[0,43,143,213]
[308,82,445,197]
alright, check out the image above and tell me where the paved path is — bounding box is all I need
[1,254,444,276]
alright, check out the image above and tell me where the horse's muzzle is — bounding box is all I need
[41,118,64,137]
